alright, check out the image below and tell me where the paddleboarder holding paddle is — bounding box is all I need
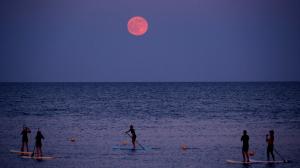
[33,128,44,157]
[20,125,31,152]
[125,125,137,149]
[266,130,275,161]
[241,130,250,162]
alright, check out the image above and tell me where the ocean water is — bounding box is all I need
[0,82,299,168]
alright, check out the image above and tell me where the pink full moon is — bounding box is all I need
[127,16,148,36]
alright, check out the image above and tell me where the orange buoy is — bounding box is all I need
[121,141,128,145]
[181,144,188,150]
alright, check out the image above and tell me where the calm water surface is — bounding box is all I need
[0,82,299,168]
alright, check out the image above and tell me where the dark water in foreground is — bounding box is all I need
[0,82,299,168]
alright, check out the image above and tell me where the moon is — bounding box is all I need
[127,16,148,36]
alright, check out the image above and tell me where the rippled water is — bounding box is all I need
[0,82,299,168]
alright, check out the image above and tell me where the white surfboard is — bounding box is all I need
[226,159,287,164]
[10,150,32,155]
[21,156,55,160]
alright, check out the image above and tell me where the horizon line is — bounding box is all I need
[0,81,299,83]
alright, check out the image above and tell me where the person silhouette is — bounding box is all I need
[34,128,44,157]
[241,130,250,162]
[20,125,31,152]
[125,125,137,149]
[266,130,275,161]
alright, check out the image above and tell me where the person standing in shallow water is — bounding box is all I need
[125,125,136,149]
[266,130,275,161]
[20,125,31,152]
[241,130,250,162]
[34,128,44,157]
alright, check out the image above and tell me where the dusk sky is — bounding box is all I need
[1,0,299,82]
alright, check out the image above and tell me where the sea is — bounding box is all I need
[0,82,299,168]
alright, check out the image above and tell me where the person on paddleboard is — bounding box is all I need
[125,125,136,149]
[266,130,275,161]
[21,125,31,152]
[241,130,250,162]
[34,128,44,157]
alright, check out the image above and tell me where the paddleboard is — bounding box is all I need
[112,147,145,151]
[10,150,32,155]
[21,156,55,160]
[112,146,160,151]
[226,159,287,164]
[181,147,200,150]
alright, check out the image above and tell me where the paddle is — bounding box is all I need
[125,133,145,150]
[274,148,289,163]
[31,144,35,157]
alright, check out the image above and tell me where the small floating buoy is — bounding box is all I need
[121,141,128,145]
[248,151,255,156]
[181,144,188,150]
[69,137,76,142]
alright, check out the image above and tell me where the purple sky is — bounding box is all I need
[0,0,300,82]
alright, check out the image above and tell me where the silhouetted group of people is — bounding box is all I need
[21,124,278,160]
[20,125,44,157]
[241,130,275,162]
